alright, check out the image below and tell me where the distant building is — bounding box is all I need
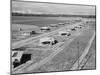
[65,22,70,24]
[74,25,82,29]
[67,29,71,32]
[12,51,24,64]
[50,24,58,27]
[58,23,65,25]
[21,32,30,36]
[12,47,32,68]
[19,28,23,31]
[17,30,31,39]
[30,31,37,35]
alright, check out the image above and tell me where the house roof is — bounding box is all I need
[40,37,54,42]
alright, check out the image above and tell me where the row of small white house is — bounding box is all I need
[39,25,84,46]
[15,30,70,48]
[39,30,71,46]
[16,30,37,39]
[16,26,60,39]
[40,22,72,30]
[40,23,66,31]
[40,23,85,46]
[17,26,52,38]
[17,22,67,37]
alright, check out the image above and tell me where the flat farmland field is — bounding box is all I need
[11,16,80,43]
[11,15,96,74]
[12,16,78,27]
[28,24,96,72]
[81,37,96,70]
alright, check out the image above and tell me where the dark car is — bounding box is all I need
[52,40,58,45]
[30,31,37,35]
[71,28,76,31]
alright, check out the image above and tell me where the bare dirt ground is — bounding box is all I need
[29,23,95,73]
[11,17,96,74]
[81,38,96,70]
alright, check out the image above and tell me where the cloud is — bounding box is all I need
[12,1,95,15]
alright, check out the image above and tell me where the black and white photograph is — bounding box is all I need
[11,0,96,74]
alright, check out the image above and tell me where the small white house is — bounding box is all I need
[17,31,31,39]
[66,29,71,32]
[20,32,30,36]
[58,23,65,25]
[50,24,58,27]
[39,37,55,46]
[12,51,24,63]
[40,27,50,31]
[58,31,67,35]
[58,30,71,36]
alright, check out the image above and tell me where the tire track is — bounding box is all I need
[70,31,95,70]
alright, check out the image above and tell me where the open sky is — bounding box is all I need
[12,0,95,15]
